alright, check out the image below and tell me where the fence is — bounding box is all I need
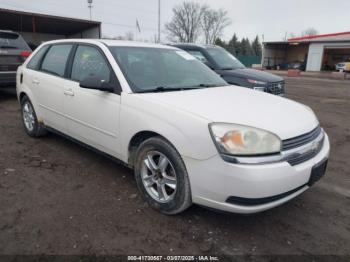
[237,55,261,67]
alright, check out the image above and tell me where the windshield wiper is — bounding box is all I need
[137,86,202,93]
[197,83,222,87]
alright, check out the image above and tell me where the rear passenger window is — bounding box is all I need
[41,44,72,77]
[187,50,209,63]
[71,45,111,82]
[27,45,49,70]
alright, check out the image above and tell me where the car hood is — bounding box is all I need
[138,86,319,140]
[217,68,283,82]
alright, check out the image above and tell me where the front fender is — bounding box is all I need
[120,94,218,162]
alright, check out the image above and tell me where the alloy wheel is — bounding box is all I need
[140,151,177,203]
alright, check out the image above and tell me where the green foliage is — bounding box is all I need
[216,34,262,58]
[214,37,226,48]
[227,33,239,55]
[251,35,262,57]
[240,38,253,56]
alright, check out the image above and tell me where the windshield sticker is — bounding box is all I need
[176,51,196,60]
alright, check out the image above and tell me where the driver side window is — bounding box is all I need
[71,45,111,83]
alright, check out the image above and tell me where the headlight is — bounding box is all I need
[247,79,267,85]
[209,123,281,156]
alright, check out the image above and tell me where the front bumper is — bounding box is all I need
[184,133,330,214]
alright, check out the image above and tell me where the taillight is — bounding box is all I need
[20,51,31,59]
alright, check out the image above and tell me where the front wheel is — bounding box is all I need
[134,137,192,215]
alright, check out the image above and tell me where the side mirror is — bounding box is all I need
[79,76,114,92]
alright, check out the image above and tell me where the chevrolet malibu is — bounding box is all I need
[16,39,330,215]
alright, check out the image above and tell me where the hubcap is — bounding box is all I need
[141,151,177,203]
[22,102,35,132]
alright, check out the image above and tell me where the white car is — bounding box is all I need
[16,39,330,215]
[335,62,350,72]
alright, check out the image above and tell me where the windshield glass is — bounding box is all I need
[207,47,245,70]
[0,32,30,50]
[109,47,228,92]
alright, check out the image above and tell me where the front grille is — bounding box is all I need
[282,126,322,151]
[287,136,325,166]
[267,81,285,95]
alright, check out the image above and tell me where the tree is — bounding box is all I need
[201,8,231,44]
[165,1,206,42]
[240,38,253,56]
[301,27,318,37]
[214,37,226,48]
[251,35,262,57]
[227,33,239,55]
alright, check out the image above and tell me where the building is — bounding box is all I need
[262,31,350,72]
[0,8,101,49]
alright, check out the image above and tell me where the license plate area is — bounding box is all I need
[308,158,328,186]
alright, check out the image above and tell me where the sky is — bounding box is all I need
[0,0,349,43]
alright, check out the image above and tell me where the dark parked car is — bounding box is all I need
[170,43,285,96]
[287,60,306,71]
[0,30,31,88]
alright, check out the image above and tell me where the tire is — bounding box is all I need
[20,96,47,137]
[134,137,192,215]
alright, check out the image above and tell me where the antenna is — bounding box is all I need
[87,0,93,20]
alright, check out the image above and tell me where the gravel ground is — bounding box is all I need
[0,77,349,257]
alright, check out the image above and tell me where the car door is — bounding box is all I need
[64,44,121,157]
[33,44,73,132]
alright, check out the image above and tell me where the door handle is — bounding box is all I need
[64,89,75,96]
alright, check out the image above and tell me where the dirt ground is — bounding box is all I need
[0,77,350,257]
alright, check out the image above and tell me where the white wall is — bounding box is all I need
[68,26,100,39]
[306,43,324,71]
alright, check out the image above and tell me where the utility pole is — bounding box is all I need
[87,0,93,20]
[158,0,161,43]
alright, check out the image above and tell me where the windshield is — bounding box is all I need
[0,32,30,50]
[207,47,245,70]
[109,47,228,93]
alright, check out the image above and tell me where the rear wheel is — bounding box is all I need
[20,96,47,137]
[134,137,192,215]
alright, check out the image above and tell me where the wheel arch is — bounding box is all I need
[18,89,43,123]
[128,130,178,168]
[19,91,28,102]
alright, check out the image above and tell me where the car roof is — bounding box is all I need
[168,43,218,49]
[39,39,179,50]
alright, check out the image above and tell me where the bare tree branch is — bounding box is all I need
[201,9,231,44]
[165,1,206,43]
[301,27,318,37]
